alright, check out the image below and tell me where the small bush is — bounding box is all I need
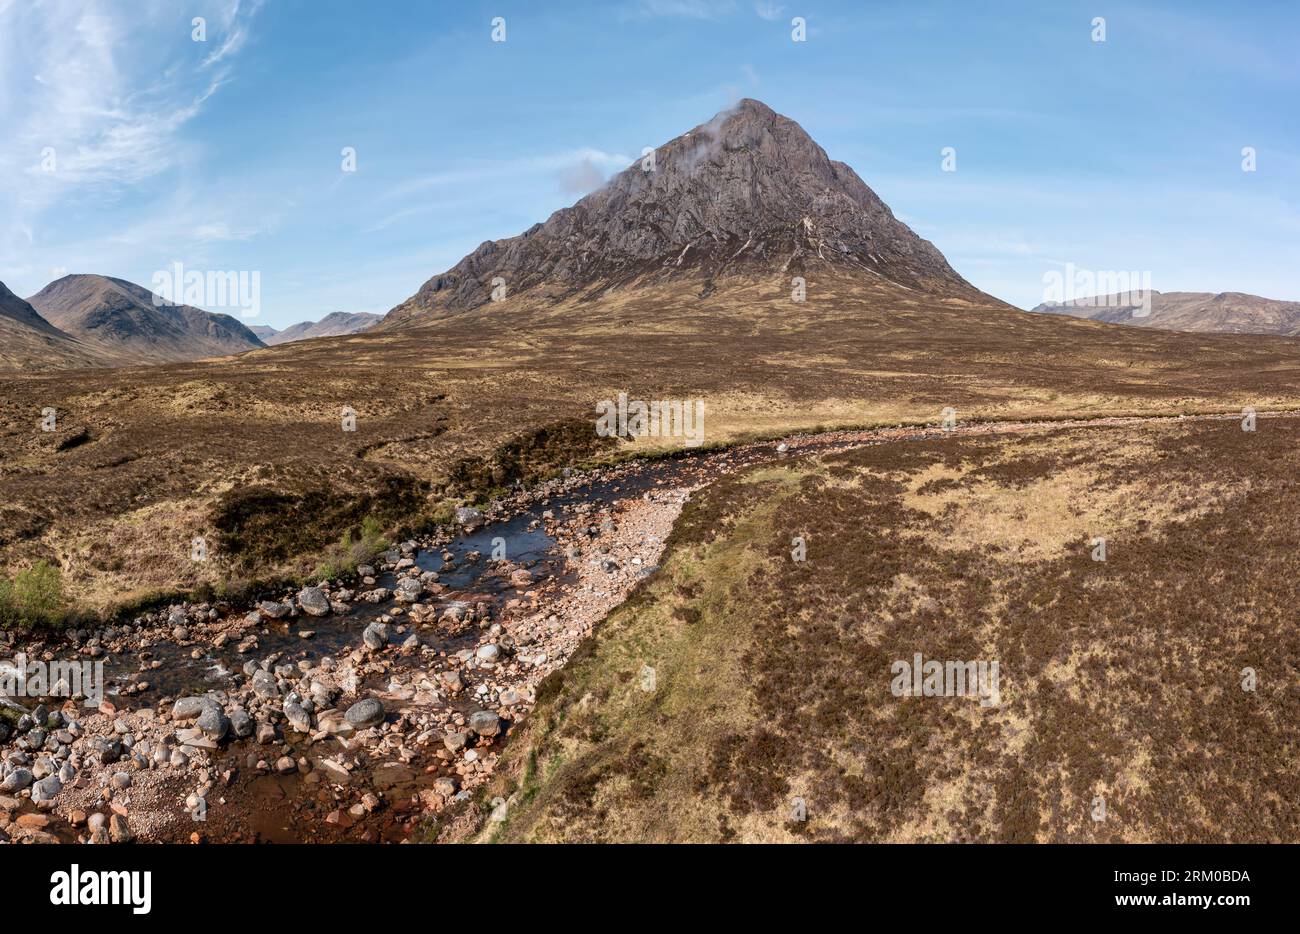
[313,517,389,581]
[0,560,67,629]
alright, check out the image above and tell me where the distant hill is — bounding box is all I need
[26,274,265,364]
[1032,290,1300,336]
[257,311,381,346]
[0,280,109,371]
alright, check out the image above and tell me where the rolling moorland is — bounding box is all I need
[5,101,1300,617]
[1,100,1298,843]
[485,416,1300,842]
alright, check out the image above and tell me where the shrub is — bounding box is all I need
[313,516,389,581]
[0,560,67,629]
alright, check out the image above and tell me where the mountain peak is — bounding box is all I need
[27,273,266,364]
[382,100,982,326]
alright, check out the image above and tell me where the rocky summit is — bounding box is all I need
[380,98,988,327]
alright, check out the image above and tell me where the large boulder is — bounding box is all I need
[171,696,218,721]
[468,710,503,738]
[297,586,331,617]
[257,601,292,620]
[393,578,423,603]
[196,706,230,742]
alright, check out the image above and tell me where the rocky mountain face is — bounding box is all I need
[1,280,67,337]
[382,98,987,327]
[0,280,109,371]
[256,311,381,346]
[27,274,266,364]
[1033,291,1300,336]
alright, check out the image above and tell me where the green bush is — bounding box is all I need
[313,517,389,581]
[0,560,67,629]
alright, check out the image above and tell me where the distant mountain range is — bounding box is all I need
[25,274,265,365]
[1032,291,1300,336]
[0,276,381,369]
[251,311,381,345]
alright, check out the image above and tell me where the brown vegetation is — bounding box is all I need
[5,270,1300,616]
[488,417,1300,842]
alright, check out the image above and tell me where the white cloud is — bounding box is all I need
[754,2,785,22]
[558,158,609,196]
[0,0,262,282]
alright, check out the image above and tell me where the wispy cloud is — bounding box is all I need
[378,149,634,202]
[202,0,264,68]
[627,0,738,20]
[362,148,634,234]
[754,1,784,22]
[0,0,262,279]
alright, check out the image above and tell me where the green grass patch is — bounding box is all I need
[0,560,68,630]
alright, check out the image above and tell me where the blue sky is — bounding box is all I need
[0,0,1296,326]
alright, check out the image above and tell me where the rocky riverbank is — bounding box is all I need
[0,445,728,843]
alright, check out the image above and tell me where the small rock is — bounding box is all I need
[229,708,254,738]
[171,696,217,721]
[31,774,62,807]
[0,769,33,793]
[344,698,385,729]
[283,700,312,734]
[362,621,389,651]
[455,506,483,528]
[393,578,423,603]
[252,670,279,698]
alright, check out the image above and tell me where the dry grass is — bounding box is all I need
[488,417,1300,843]
[5,270,1300,615]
